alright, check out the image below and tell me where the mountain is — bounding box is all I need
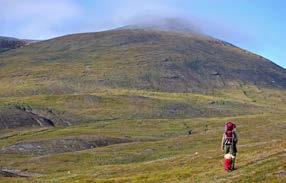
[0,26,285,97]
[0,20,286,182]
[0,36,36,52]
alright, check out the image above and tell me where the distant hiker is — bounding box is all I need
[204,123,208,135]
[221,121,238,171]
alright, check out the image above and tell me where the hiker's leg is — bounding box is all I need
[232,155,236,170]
[231,145,237,170]
[224,145,230,154]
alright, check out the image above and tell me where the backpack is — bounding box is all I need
[224,153,235,171]
[224,122,236,145]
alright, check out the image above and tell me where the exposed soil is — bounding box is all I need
[0,136,133,155]
[0,168,42,177]
[0,107,54,129]
[0,105,74,129]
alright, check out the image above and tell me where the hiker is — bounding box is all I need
[221,121,238,171]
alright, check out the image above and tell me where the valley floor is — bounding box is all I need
[0,87,285,182]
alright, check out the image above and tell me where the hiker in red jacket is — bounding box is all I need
[221,122,238,171]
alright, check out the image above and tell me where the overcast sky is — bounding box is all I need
[0,0,285,68]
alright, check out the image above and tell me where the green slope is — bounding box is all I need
[0,29,285,97]
[0,28,286,182]
[0,88,285,182]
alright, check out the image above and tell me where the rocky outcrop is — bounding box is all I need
[0,104,73,129]
[0,36,35,52]
[0,168,41,177]
[0,107,53,129]
[14,104,72,126]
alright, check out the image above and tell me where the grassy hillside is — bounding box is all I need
[0,29,285,97]
[0,87,285,182]
[0,28,285,182]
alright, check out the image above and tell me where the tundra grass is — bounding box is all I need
[0,88,285,182]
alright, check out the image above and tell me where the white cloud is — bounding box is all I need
[0,0,193,39]
[110,0,183,24]
[0,0,82,39]
[0,0,254,45]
